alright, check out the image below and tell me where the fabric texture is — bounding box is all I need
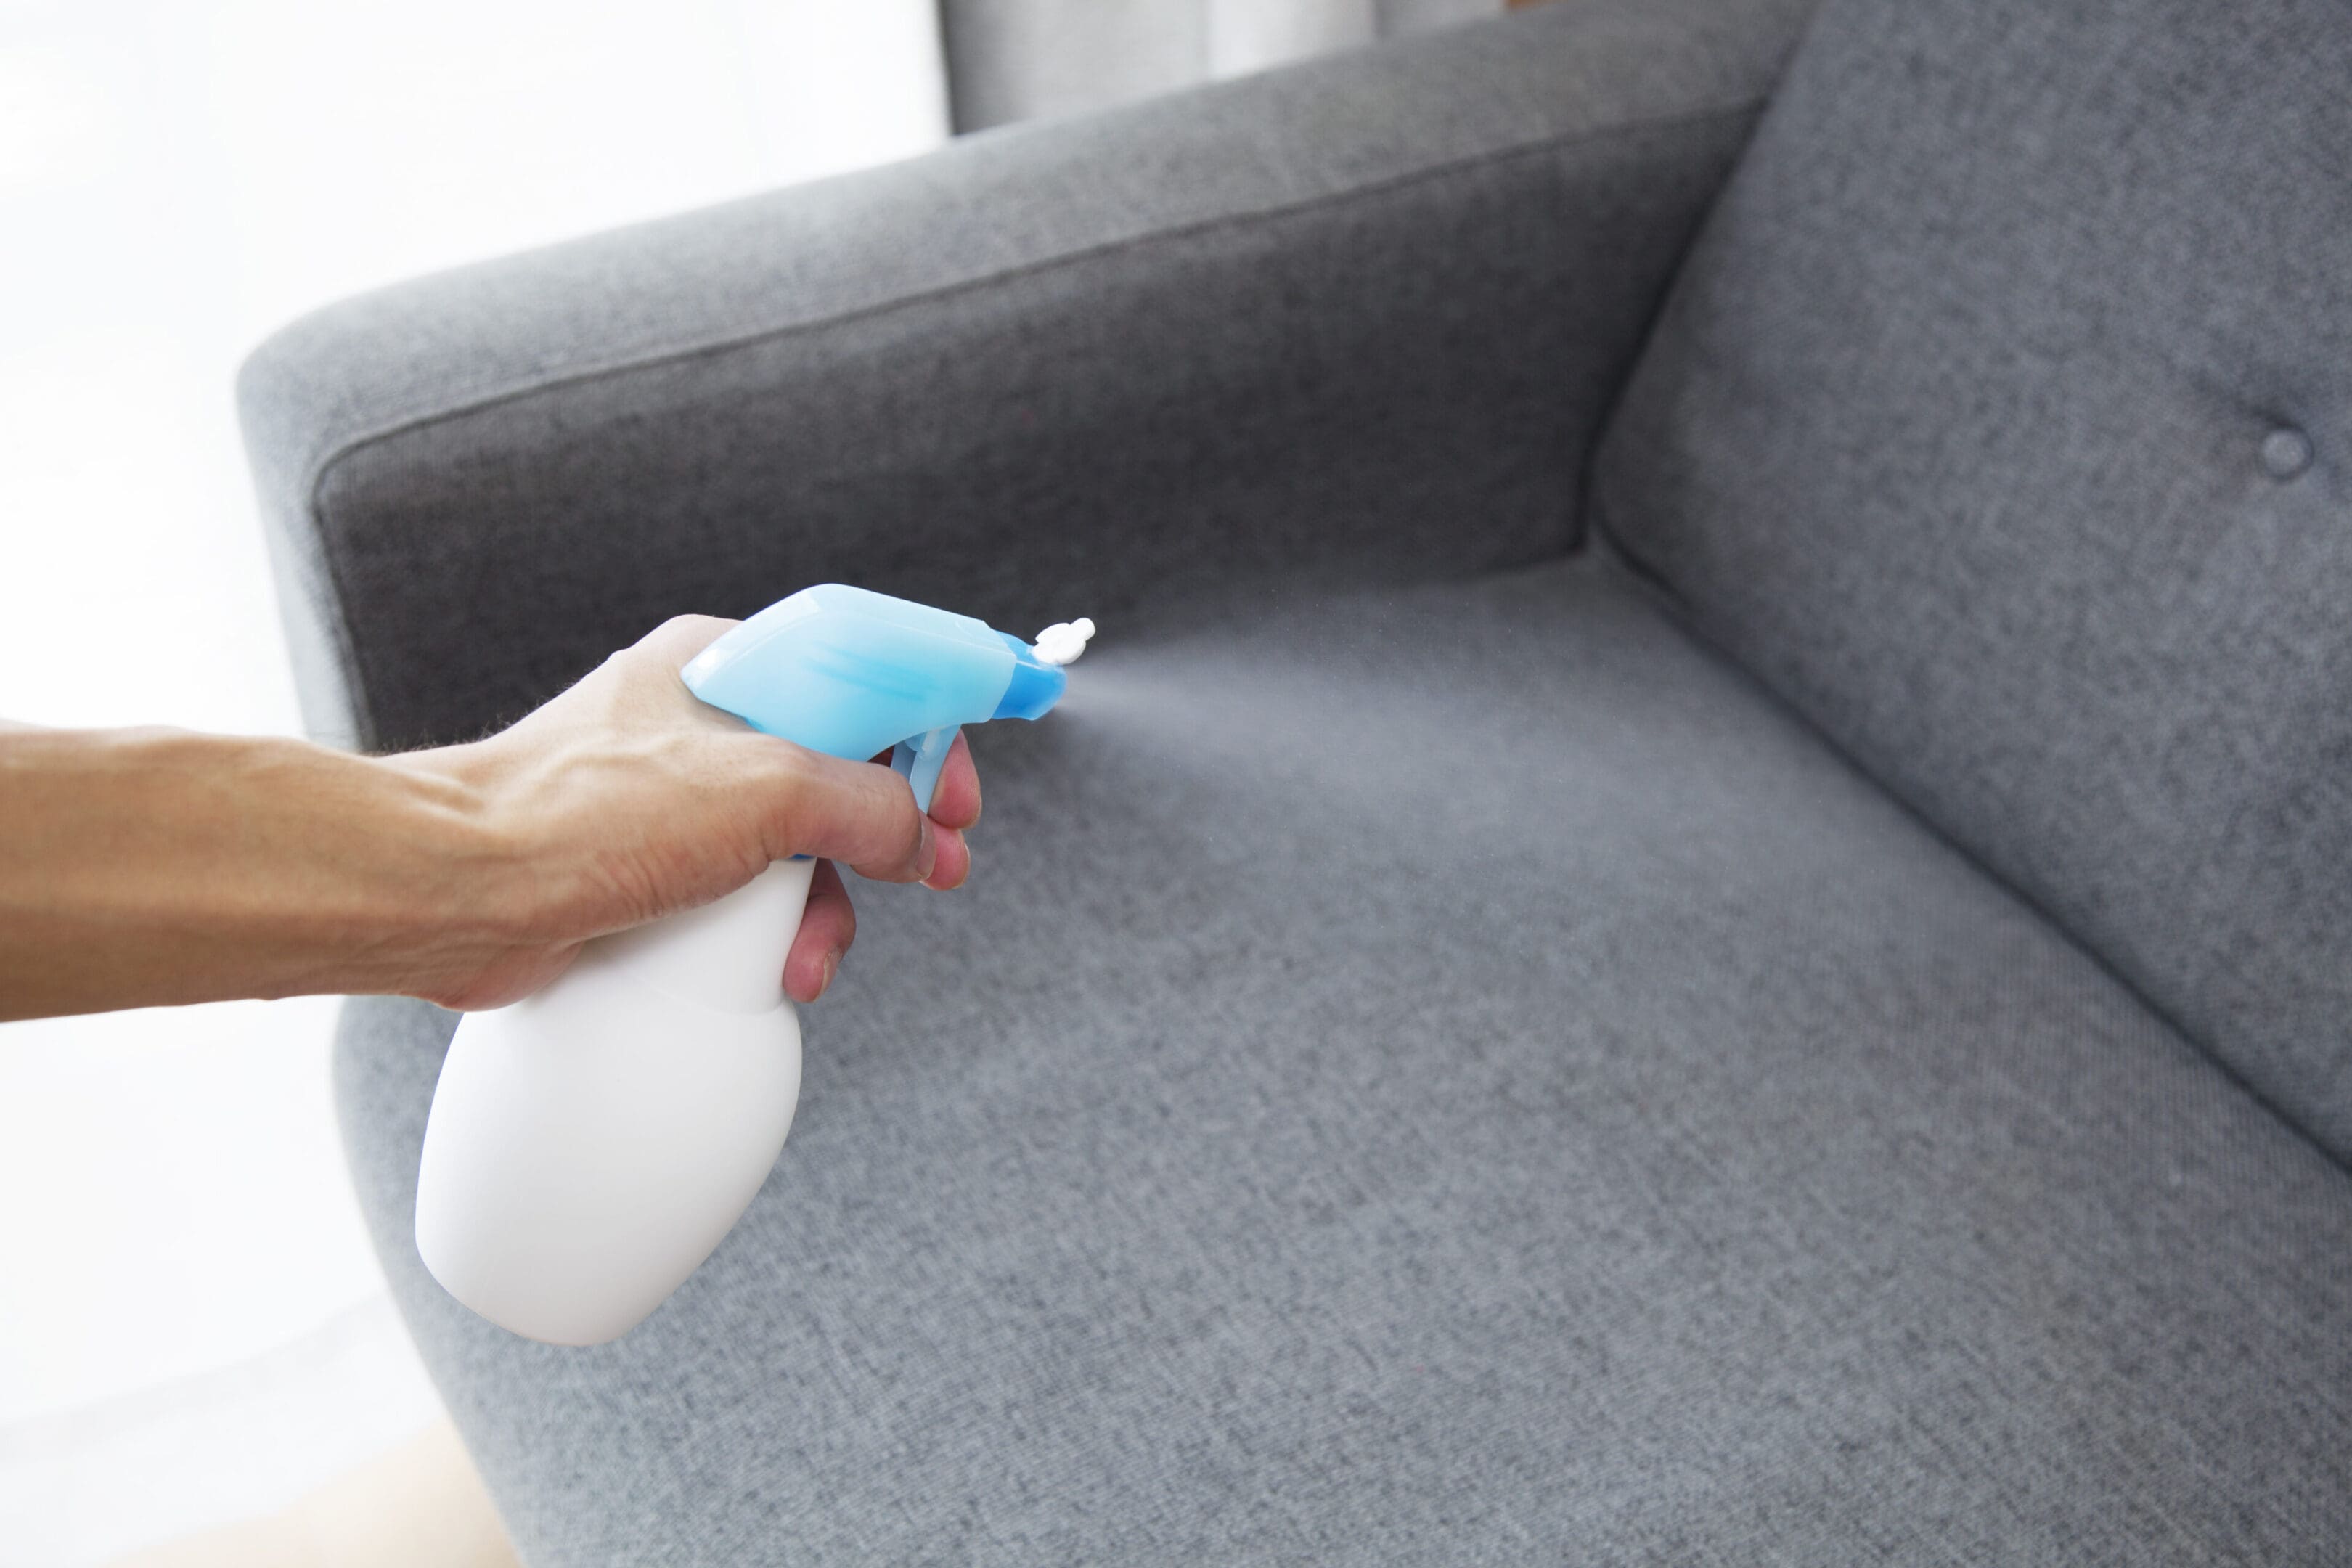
[235,0,1808,751]
[1593,0,2352,1161]
[340,558,2352,1565]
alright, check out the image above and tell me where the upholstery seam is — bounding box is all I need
[1592,505,2352,1180]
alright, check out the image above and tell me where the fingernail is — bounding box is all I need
[915,818,937,883]
[817,949,841,998]
[926,828,967,890]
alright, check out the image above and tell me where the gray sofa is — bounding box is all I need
[237,0,2352,1559]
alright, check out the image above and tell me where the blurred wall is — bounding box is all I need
[939,0,1503,131]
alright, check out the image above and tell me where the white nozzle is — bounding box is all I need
[1032,616,1095,667]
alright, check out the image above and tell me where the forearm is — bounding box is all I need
[0,724,514,1019]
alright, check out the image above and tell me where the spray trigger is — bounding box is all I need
[889,725,959,811]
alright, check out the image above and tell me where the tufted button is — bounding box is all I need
[2261,426,2314,479]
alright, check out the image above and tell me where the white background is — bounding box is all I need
[0,2,946,1561]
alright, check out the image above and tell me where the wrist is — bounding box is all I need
[223,732,533,1000]
[375,741,543,952]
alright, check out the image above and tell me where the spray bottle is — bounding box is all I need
[412,584,1093,1345]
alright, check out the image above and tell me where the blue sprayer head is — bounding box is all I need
[679,584,1093,809]
[415,584,1093,1347]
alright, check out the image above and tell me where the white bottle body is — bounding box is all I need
[415,859,814,1346]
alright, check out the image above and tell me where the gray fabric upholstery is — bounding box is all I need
[340,558,2352,1564]
[237,0,1802,753]
[1593,0,2352,1161]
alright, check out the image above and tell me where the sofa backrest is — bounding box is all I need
[1595,0,2352,1163]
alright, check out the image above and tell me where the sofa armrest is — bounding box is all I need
[238,0,1812,753]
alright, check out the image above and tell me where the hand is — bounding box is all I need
[392,616,983,1010]
[0,618,979,1021]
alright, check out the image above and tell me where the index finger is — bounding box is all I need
[754,743,938,885]
[925,732,981,831]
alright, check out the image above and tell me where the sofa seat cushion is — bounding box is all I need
[338,558,2352,1564]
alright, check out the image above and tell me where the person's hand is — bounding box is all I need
[392,616,981,1011]
[0,616,973,1021]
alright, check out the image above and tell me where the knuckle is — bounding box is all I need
[663,613,735,640]
[639,613,739,666]
[756,752,818,857]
